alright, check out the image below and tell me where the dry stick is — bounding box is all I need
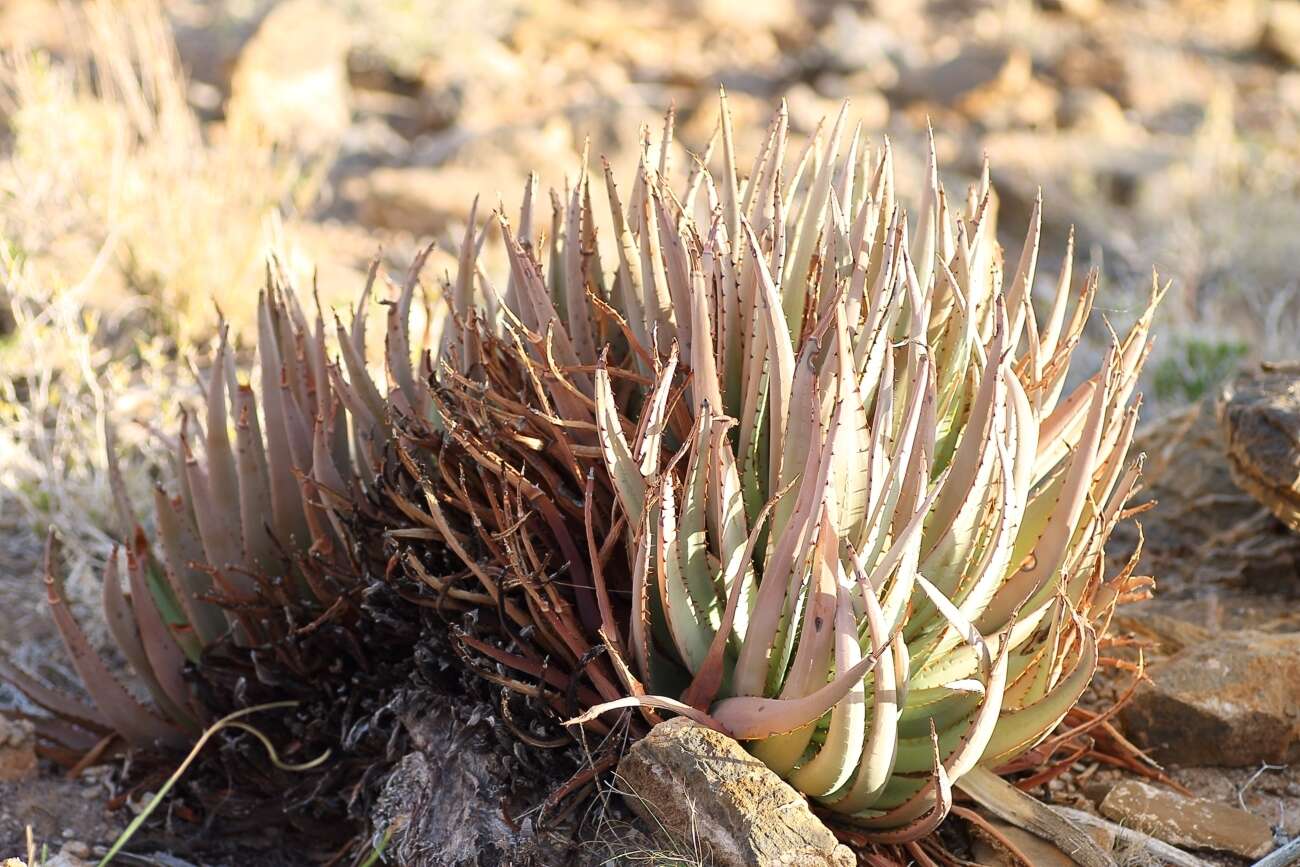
[1254,837,1300,867]
[97,701,329,866]
[956,767,1117,867]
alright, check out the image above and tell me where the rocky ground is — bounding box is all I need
[2,0,1300,864]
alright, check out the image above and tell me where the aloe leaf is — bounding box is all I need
[751,515,840,775]
[786,564,866,797]
[232,385,276,575]
[124,536,198,726]
[679,406,719,629]
[828,558,902,812]
[656,474,711,673]
[101,414,136,539]
[595,364,645,525]
[0,657,108,732]
[680,486,779,709]
[258,291,309,547]
[42,535,186,749]
[982,623,1098,766]
[783,102,846,332]
[101,548,182,718]
[564,166,598,365]
[714,625,893,741]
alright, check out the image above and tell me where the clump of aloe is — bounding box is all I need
[2,96,1161,856]
[387,96,1161,839]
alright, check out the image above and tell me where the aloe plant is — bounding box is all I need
[389,97,1161,839]
[1,267,418,754]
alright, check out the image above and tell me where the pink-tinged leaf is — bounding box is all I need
[786,572,866,797]
[151,486,226,646]
[205,328,241,559]
[385,243,433,417]
[102,548,181,721]
[311,411,351,515]
[0,657,109,733]
[712,635,890,740]
[743,218,796,475]
[594,362,646,524]
[633,346,678,477]
[102,413,136,539]
[258,291,309,547]
[564,694,726,733]
[182,439,247,596]
[125,534,198,727]
[855,724,953,843]
[42,534,187,749]
[564,167,598,366]
[233,385,277,575]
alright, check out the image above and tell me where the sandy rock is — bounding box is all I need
[1219,363,1300,532]
[1262,1,1300,67]
[0,0,71,55]
[1099,780,1275,858]
[785,83,889,135]
[227,0,352,152]
[1111,611,1212,655]
[1038,0,1100,18]
[349,166,490,237]
[617,717,854,867]
[809,7,902,89]
[1058,88,1137,140]
[1107,397,1300,594]
[1054,37,1130,104]
[893,44,1030,111]
[0,715,35,783]
[1120,630,1300,766]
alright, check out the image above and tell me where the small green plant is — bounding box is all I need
[1152,336,1246,403]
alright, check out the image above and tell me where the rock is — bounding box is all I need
[785,83,889,136]
[0,715,36,783]
[349,165,493,237]
[809,7,901,89]
[784,83,843,135]
[0,0,72,55]
[1111,611,1212,655]
[1262,1,1300,67]
[969,815,1114,866]
[893,44,1028,111]
[1120,630,1300,766]
[617,717,854,867]
[810,75,891,129]
[1219,364,1300,533]
[227,0,352,152]
[1037,0,1100,18]
[1099,780,1275,859]
[1,849,90,866]
[894,43,1058,129]
[371,703,526,867]
[1107,396,1300,595]
[1058,88,1137,140]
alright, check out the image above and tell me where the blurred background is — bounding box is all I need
[1,0,1298,701]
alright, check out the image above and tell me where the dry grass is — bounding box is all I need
[0,0,311,608]
[0,249,196,614]
[0,0,308,341]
